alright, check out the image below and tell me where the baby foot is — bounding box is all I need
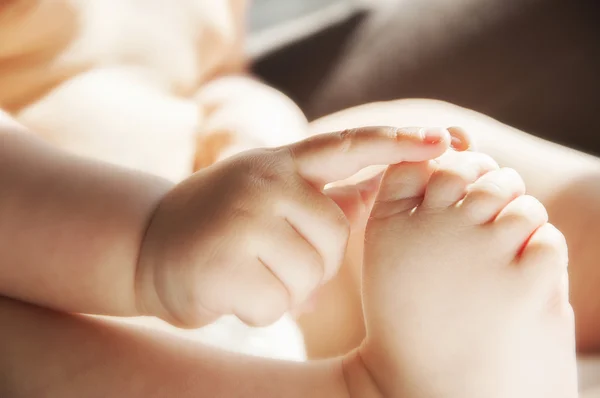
[359,151,578,398]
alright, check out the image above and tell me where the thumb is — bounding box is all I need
[324,172,384,228]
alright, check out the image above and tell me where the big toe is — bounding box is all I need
[371,160,437,219]
[518,223,569,298]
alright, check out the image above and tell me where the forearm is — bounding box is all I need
[0,119,173,316]
[0,296,351,398]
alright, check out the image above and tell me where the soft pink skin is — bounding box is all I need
[359,150,578,398]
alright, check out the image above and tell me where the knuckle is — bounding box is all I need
[273,145,297,166]
[335,129,356,154]
[240,155,287,192]
[253,172,280,190]
[304,250,326,283]
[277,142,298,164]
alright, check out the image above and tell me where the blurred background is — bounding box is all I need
[247,0,600,155]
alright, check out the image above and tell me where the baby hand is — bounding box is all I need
[136,127,456,327]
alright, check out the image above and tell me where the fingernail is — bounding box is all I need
[419,127,448,144]
[451,135,463,150]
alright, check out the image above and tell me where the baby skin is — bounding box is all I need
[0,118,579,396]
[353,150,578,398]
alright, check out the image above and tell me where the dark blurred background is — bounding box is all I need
[248,0,600,155]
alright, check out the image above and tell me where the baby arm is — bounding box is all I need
[0,115,173,316]
[0,295,365,398]
[0,112,459,325]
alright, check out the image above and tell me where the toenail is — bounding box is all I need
[451,135,463,150]
[447,126,473,151]
[419,127,448,144]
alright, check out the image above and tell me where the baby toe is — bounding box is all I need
[371,161,436,219]
[459,167,526,225]
[447,126,474,151]
[491,195,549,257]
[421,152,498,210]
[518,223,570,308]
[518,223,568,275]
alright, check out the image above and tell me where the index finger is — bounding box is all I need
[287,126,452,188]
